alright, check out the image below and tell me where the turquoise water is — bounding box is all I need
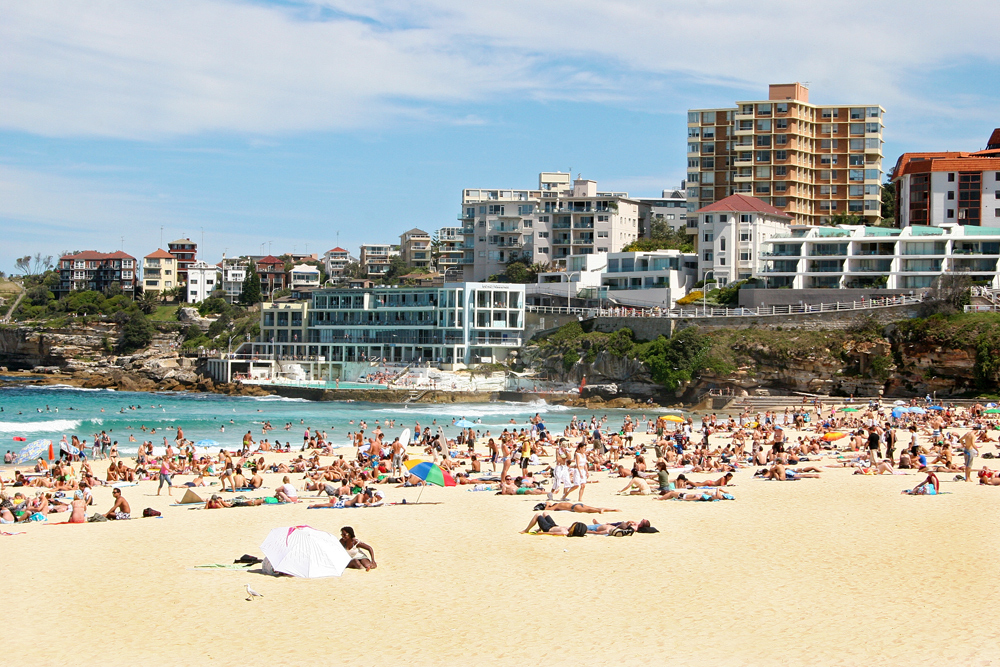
[0,383,643,458]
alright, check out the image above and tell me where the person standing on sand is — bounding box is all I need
[157,457,174,496]
[961,430,979,482]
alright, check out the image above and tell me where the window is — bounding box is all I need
[703,251,713,261]
[756,135,771,147]
[948,173,956,182]
[537,232,549,239]
[774,181,787,192]
[865,122,880,134]
[518,204,534,215]
[537,247,549,254]
[720,237,726,251]
[702,143,715,154]
[774,166,787,176]
[488,204,504,215]
[775,150,787,161]
[704,232,714,242]
[865,138,880,150]
[775,134,787,145]
[849,169,864,182]
[719,257,726,266]
[947,209,955,219]
[850,123,864,135]
[688,158,700,168]
[755,184,770,194]
[775,197,787,207]
[702,158,715,169]
[597,231,608,237]
[849,155,864,166]
[776,103,788,113]
[775,119,788,129]
[756,166,770,178]
[996,209,1000,217]
[757,119,771,131]
[756,151,770,163]
[849,139,863,150]
[821,139,839,149]
[704,214,714,224]
[849,185,863,196]
[687,111,699,123]
[702,172,715,184]
[740,252,750,261]
[948,191,955,200]
[523,220,532,228]
[757,104,771,115]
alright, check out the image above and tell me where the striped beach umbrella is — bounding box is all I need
[404,459,456,503]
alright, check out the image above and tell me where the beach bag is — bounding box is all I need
[88,512,108,522]
[142,508,161,517]
[568,522,588,537]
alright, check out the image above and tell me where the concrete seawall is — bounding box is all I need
[588,303,921,340]
[269,385,499,403]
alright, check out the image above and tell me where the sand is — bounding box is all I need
[4,425,1000,667]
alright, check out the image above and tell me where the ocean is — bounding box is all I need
[0,383,645,458]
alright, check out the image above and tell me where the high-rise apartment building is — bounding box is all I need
[56,251,137,298]
[686,83,885,226]
[458,173,641,281]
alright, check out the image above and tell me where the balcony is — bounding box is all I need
[573,221,594,229]
[551,221,571,229]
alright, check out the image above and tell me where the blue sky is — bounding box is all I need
[1,0,999,272]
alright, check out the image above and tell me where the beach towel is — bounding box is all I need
[194,564,254,569]
[1,531,26,536]
[111,482,138,489]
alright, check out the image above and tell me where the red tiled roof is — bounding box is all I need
[893,151,1000,179]
[256,255,284,265]
[144,248,176,259]
[327,247,348,253]
[60,250,136,261]
[693,194,790,218]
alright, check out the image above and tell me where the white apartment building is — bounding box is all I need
[687,83,885,226]
[220,257,247,304]
[142,249,178,295]
[435,226,474,280]
[891,129,1000,228]
[186,260,219,303]
[601,250,698,308]
[757,223,1000,290]
[458,173,641,281]
[238,283,525,381]
[695,194,791,285]
[532,253,608,305]
[322,247,354,281]
[289,264,321,289]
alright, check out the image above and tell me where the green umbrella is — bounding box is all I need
[839,407,860,412]
[984,408,1000,414]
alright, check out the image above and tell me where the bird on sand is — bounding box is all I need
[246,584,264,601]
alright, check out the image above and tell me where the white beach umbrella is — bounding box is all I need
[259,526,351,578]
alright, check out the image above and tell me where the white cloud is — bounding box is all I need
[2,0,998,140]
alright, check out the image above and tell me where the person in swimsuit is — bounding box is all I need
[68,492,87,523]
[105,488,131,520]
[656,488,734,501]
[532,501,619,514]
[340,526,377,571]
[903,468,940,495]
[520,513,588,536]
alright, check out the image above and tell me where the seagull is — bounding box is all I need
[245,584,264,601]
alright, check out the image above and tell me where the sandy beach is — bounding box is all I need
[5,421,1000,667]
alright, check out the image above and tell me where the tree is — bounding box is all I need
[136,291,158,315]
[63,290,105,315]
[383,256,410,283]
[119,311,155,353]
[826,212,865,226]
[880,180,897,226]
[341,261,366,279]
[15,253,53,276]
[239,265,262,305]
[623,236,694,253]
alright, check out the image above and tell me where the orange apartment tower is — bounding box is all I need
[686,83,885,228]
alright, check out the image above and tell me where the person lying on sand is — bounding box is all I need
[520,512,588,536]
[205,494,264,508]
[978,467,1000,485]
[499,476,546,495]
[532,501,619,514]
[692,472,734,487]
[756,464,821,480]
[656,488,734,501]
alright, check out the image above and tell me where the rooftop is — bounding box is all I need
[694,194,791,218]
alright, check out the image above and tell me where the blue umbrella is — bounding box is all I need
[15,439,53,465]
[891,408,908,419]
[909,407,927,415]
[453,419,475,428]
[927,405,945,411]
[194,439,220,447]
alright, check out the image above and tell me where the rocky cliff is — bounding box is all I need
[525,316,1000,400]
[0,324,270,397]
